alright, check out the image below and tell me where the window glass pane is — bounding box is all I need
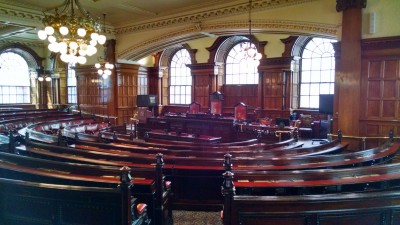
[169,49,192,104]
[309,95,319,108]
[301,71,311,83]
[300,96,309,108]
[320,83,331,94]
[225,41,259,85]
[299,38,337,109]
[300,84,310,95]
[310,83,320,95]
[0,52,31,103]
[67,63,77,103]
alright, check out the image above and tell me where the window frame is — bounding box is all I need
[0,51,31,104]
[224,40,260,85]
[168,48,192,105]
[299,37,337,110]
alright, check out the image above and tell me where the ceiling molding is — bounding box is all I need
[117,19,339,61]
[0,38,44,48]
[115,0,319,35]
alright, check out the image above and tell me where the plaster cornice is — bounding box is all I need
[0,38,44,48]
[115,0,319,35]
[117,20,340,61]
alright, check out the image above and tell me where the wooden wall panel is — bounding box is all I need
[223,85,258,108]
[115,64,139,125]
[263,72,284,110]
[359,36,400,143]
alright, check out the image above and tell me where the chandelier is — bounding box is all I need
[37,0,106,65]
[241,0,262,65]
[95,61,114,79]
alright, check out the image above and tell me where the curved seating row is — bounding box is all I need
[221,170,400,225]
[0,150,171,225]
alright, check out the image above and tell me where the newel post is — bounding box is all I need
[223,154,232,171]
[119,166,132,225]
[155,153,165,225]
[8,130,15,153]
[221,171,235,225]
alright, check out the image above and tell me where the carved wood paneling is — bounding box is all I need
[115,64,139,124]
[359,36,400,144]
[223,85,258,109]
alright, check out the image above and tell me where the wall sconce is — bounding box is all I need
[38,76,52,82]
[36,68,52,82]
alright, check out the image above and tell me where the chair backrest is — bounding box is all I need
[138,107,153,123]
[234,102,247,121]
[210,100,222,114]
[300,114,313,127]
[189,102,200,114]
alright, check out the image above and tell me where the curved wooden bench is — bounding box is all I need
[0,170,149,225]
[0,151,170,225]
[221,170,400,225]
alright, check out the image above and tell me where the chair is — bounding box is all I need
[297,114,314,138]
[188,102,200,114]
[234,102,247,121]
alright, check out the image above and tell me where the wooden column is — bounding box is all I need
[114,64,139,124]
[186,63,217,109]
[335,0,365,139]
[148,66,162,116]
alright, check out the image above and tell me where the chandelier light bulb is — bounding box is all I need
[77,28,86,37]
[91,32,99,41]
[255,52,262,60]
[97,35,106,45]
[89,39,97,46]
[102,74,108,79]
[38,76,44,82]
[69,41,78,50]
[77,56,87,64]
[98,69,104,75]
[78,49,87,56]
[47,35,56,43]
[38,30,47,40]
[80,43,88,51]
[60,54,68,62]
[95,63,101,68]
[44,26,54,35]
[45,76,52,82]
[60,48,68,54]
[59,26,69,35]
[247,47,257,58]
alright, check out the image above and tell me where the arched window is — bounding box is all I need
[169,49,192,104]
[300,38,337,108]
[67,62,77,104]
[0,52,31,104]
[225,41,259,85]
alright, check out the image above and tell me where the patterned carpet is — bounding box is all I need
[172,210,222,225]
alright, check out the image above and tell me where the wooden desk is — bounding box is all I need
[146,129,222,144]
[236,123,294,142]
[145,115,235,142]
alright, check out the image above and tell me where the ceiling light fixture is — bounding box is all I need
[94,14,113,79]
[95,61,114,79]
[241,0,262,65]
[37,0,106,65]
